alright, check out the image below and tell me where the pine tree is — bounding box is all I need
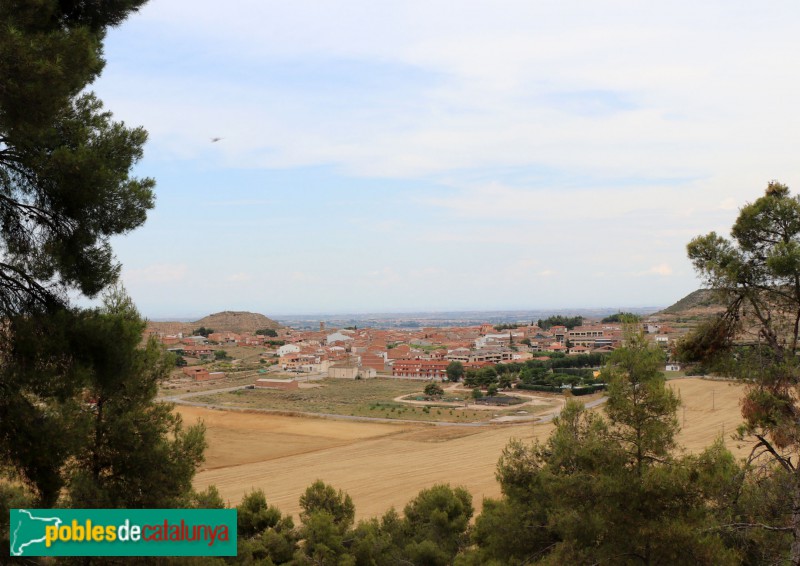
[684,182,800,564]
[0,0,157,504]
[66,287,206,509]
[465,334,739,564]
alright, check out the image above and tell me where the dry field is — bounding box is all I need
[177,377,752,521]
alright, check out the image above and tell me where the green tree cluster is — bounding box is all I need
[0,289,207,555]
[601,312,642,323]
[446,360,465,382]
[463,366,498,388]
[460,333,741,565]
[233,481,472,565]
[424,382,445,398]
[193,327,215,337]
[476,355,606,391]
[537,315,583,330]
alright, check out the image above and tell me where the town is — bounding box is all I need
[149,313,683,387]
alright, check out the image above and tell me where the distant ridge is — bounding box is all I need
[658,289,725,315]
[146,311,281,335]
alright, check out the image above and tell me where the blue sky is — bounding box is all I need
[90,0,800,317]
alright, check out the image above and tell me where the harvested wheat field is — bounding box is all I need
[176,377,753,521]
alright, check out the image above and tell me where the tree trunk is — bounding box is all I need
[791,473,800,565]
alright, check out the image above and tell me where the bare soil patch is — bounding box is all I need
[177,378,752,521]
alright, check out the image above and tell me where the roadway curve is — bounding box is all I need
[159,384,608,428]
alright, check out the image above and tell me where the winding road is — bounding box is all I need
[159,383,608,427]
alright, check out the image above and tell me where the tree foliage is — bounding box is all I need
[0,0,155,314]
[0,0,160,510]
[683,181,800,563]
[462,335,740,565]
[0,287,206,508]
[299,480,355,531]
[66,288,206,509]
[403,484,473,562]
[235,489,297,564]
[537,315,583,330]
[602,312,642,323]
[424,382,444,398]
[446,360,465,382]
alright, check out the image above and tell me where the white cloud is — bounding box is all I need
[95,0,800,186]
[93,1,800,313]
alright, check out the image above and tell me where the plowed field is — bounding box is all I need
[177,378,750,520]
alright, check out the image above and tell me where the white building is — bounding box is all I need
[276,343,301,356]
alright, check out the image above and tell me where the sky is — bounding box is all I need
[89,0,800,317]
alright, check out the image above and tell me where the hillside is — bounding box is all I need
[193,311,281,333]
[147,311,281,335]
[657,289,726,316]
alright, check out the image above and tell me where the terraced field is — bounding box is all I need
[177,377,750,521]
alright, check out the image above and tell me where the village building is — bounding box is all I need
[326,331,354,344]
[391,359,449,380]
[276,343,301,357]
[328,361,375,379]
[445,348,513,364]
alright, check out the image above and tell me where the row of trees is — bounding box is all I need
[447,353,608,391]
[537,315,584,330]
[448,353,606,381]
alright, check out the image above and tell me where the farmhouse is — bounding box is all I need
[181,365,225,381]
[183,366,210,381]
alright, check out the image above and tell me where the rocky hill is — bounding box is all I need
[147,311,281,336]
[658,289,725,315]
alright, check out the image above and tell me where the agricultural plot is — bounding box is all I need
[190,378,560,423]
[177,377,753,521]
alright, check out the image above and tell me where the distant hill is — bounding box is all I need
[192,311,281,333]
[147,311,281,336]
[658,289,726,315]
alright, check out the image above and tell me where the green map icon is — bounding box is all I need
[10,509,62,556]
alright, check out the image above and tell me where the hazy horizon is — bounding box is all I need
[145,304,665,322]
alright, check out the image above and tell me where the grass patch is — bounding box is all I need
[192,378,552,423]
